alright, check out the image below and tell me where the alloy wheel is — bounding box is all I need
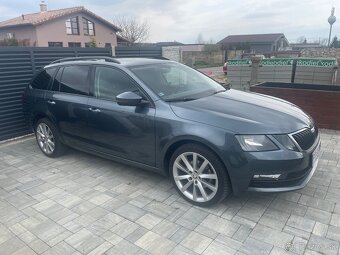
[173,152,218,203]
[36,123,55,155]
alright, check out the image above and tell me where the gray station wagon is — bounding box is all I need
[23,57,321,206]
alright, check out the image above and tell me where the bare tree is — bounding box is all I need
[113,16,149,44]
[319,38,328,46]
[296,36,307,43]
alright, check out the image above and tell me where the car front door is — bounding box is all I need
[87,65,156,166]
[45,65,90,147]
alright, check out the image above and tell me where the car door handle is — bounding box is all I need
[47,100,56,105]
[89,107,101,113]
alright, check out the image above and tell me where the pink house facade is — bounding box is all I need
[0,2,121,48]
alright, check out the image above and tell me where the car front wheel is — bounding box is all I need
[170,144,231,206]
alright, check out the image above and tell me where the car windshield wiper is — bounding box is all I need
[212,89,226,94]
[166,97,198,102]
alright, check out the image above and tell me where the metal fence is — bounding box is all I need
[0,47,112,141]
[115,46,162,58]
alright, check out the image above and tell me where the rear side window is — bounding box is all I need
[60,65,90,95]
[31,68,56,90]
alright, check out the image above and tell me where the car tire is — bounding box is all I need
[170,143,231,206]
[35,118,64,158]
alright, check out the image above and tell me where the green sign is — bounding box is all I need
[261,58,293,66]
[296,58,336,67]
[227,59,251,65]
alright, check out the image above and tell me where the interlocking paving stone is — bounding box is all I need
[136,213,163,230]
[180,231,213,254]
[114,204,146,221]
[64,228,104,254]
[286,215,315,232]
[312,222,328,237]
[0,131,340,254]
[125,226,148,243]
[105,240,141,255]
[0,224,14,245]
[307,234,339,255]
[0,236,26,255]
[153,220,181,238]
[200,214,240,237]
[203,240,237,255]
[327,225,340,242]
[330,213,340,227]
[305,207,332,224]
[239,237,273,255]
[135,231,176,254]
[250,224,294,249]
[232,225,252,242]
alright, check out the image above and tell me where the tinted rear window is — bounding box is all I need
[60,65,90,95]
[31,68,56,90]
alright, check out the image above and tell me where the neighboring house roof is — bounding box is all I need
[155,41,184,46]
[0,6,121,32]
[290,43,322,48]
[218,33,286,44]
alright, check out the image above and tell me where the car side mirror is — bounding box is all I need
[116,91,147,106]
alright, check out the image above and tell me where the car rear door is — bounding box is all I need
[86,65,156,166]
[45,64,91,147]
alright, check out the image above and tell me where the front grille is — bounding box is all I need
[292,127,318,151]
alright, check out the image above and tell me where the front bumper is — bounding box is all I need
[248,137,321,192]
[227,134,321,195]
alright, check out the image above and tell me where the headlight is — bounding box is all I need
[236,135,278,152]
[273,134,298,151]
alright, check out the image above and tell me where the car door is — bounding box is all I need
[45,65,90,147]
[87,65,156,166]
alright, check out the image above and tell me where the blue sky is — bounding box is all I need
[0,0,338,43]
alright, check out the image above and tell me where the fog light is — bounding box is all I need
[253,174,281,180]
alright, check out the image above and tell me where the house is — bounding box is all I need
[290,42,323,51]
[218,33,289,53]
[0,1,121,48]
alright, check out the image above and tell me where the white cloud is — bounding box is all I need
[0,0,338,43]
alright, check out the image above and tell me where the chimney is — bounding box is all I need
[40,1,47,12]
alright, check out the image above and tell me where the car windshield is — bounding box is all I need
[129,62,224,102]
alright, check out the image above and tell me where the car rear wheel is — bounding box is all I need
[170,144,231,206]
[35,118,64,158]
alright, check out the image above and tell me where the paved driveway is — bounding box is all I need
[0,130,340,255]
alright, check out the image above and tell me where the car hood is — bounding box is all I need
[169,89,313,134]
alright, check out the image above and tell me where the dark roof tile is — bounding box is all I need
[218,33,285,44]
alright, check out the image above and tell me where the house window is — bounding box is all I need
[6,33,14,39]
[66,17,79,35]
[48,42,63,47]
[105,43,111,48]
[83,17,95,36]
[68,42,81,47]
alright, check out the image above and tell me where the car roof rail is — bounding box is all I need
[50,56,120,65]
[151,56,169,60]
